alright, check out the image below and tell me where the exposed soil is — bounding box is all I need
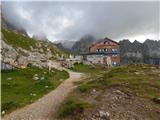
[2,71,83,120]
[65,87,160,120]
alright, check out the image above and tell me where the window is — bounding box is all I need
[112,48,118,53]
[101,49,104,52]
[112,61,117,65]
[104,41,110,44]
[104,48,107,52]
[112,54,117,57]
[97,48,107,53]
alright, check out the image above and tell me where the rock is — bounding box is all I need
[7,77,12,80]
[115,90,124,95]
[33,93,36,96]
[33,76,39,80]
[17,56,29,66]
[134,72,140,75]
[93,89,96,92]
[44,71,47,74]
[92,112,99,118]
[99,110,110,119]
[153,97,160,104]
[2,110,5,115]
[34,74,38,76]
[45,86,49,88]
[40,76,45,80]
[1,40,18,63]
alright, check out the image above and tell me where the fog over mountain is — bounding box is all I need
[1,1,159,42]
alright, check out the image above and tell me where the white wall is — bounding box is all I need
[86,55,104,64]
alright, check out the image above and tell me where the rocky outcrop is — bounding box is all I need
[71,34,95,54]
[1,61,15,70]
[1,37,62,69]
[119,39,160,65]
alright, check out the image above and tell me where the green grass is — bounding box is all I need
[77,64,160,99]
[1,67,69,114]
[2,29,68,57]
[71,63,105,74]
[2,29,37,50]
[58,94,91,119]
[57,64,160,119]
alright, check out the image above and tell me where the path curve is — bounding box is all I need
[3,71,83,120]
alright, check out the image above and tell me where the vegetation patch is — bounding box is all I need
[58,95,91,119]
[2,29,68,57]
[57,64,160,119]
[77,64,160,99]
[71,63,105,74]
[1,67,69,114]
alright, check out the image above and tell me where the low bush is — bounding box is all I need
[58,98,90,118]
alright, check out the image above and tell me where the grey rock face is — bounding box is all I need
[1,40,61,69]
[119,39,160,65]
[92,110,110,120]
[1,40,18,66]
[71,34,95,54]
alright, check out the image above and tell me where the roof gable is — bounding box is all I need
[91,37,120,47]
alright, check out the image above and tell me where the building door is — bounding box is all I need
[103,57,107,65]
[106,56,112,66]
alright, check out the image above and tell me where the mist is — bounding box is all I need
[1,1,159,42]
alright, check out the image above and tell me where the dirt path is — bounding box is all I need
[3,71,84,120]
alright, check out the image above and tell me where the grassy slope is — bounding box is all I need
[78,64,160,98]
[2,29,68,57]
[57,64,160,118]
[1,28,70,114]
[70,63,103,74]
[1,67,69,114]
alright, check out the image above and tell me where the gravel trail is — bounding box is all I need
[3,71,83,120]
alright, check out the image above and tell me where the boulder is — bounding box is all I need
[153,97,160,104]
[99,110,110,119]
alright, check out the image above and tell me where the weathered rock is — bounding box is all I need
[40,77,45,80]
[1,39,63,69]
[153,97,160,104]
[99,110,110,119]
[2,110,5,115]
[34,74,38,76]
[33,76,39,80]
[17,56,29,66]
[7,77,12,80]
[1,40,18,64]
[115,90,124,95]
[93,89,96,92]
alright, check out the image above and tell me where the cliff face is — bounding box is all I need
[119,39,160,65]
[71,35,95,54]
[1,29,67,69]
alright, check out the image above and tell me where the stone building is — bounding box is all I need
[83,37,120,66]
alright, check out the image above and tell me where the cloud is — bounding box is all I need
[1,1,159,42]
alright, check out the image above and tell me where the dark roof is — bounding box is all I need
[90,37,120,47]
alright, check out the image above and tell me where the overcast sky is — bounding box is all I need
[2,1,160,42]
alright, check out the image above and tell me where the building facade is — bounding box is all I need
[85,37,120,66]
